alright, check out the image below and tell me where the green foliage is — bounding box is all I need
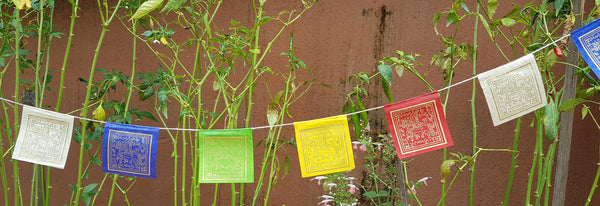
[131,0,164,19]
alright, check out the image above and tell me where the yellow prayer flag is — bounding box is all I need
[294,115,355,177]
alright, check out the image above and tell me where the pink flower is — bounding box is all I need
[319,195,334,199]
[311,176,328,185]
[344,177,356,183]
[351,141,361,149]
[417,177,432,186]
[348,184,358,194]
[318,199,333,206]
[373,143,382,151]
[407,185,417,195]
[327,183,337,190]
[359,145,367,151]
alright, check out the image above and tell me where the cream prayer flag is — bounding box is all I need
[12,106,74,169]
[479,54,547,126]
[294,115,355,177]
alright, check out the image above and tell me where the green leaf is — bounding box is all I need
[69,184,77,192]
[357,72,369,83]
[90,156,101,166]
[83,183,99,194]
[131,0,164,19]
[441,160,456,182]
[487,0,498,18]
[460,3,470,12]
[582,105,590,120]
[249,48,260,54]
[394,65,405,78]
[130,109,157,121]
[84,142,92,151]
[81,194,91,206]
[161,0,187,12]
[500,18,516,27]
[284,155,290,175]
[554,0,566,16]
[446,11,459,27]
[543,99,559,141]
[558,98,585,112]
[377,64,393,84]
[267,108,278,126]
[363,191,378,198]
[433,12,442,35]
[477,13,494,40]
[212,81,221,90]
[378,190,389,197]
[158,87,169,103]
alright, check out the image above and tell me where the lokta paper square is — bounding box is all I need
[197,129,253,183]
[571,17,600,78]
[102,122,159,178]
[12,106,74,169]
[384,91,453,159]
[294,115,355,177]
[479,54,547,126]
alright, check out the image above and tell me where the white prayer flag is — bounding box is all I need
[479,54,547,126]
[12,106,74,169]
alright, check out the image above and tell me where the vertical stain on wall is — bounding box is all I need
[370,5,394,135]
[374,5,390,60]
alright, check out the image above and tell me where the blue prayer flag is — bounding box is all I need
[571,18,600,78]
[102,122,159,178]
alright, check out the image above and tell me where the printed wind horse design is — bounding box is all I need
[384,91,453,159]
[103,122,159,178]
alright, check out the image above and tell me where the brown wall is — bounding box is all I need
[2,0,599,205]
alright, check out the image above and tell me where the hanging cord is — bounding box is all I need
[0,34,571,131]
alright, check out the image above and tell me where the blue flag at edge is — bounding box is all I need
[571,17,600,79]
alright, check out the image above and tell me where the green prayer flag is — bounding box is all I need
[197,128,254,183]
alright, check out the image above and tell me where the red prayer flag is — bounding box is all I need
[384,91,453,159]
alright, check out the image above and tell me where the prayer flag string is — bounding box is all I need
[0,33,572,132]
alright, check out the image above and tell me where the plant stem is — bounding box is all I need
[503,117,521,206]
[584,108,600,206]
[13,9,24,206]
[34,0,45,108]
[182,118,187,206]
[586,162,600,206]
[56,0,79,111]
[213,184,219,206]
[73,1,122,205]
[469,4,479,206]
[543,140,557,206]
[534,113,545,206]
[107,174,118,206]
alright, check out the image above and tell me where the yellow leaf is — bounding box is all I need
[160,37,168,45]
[92,102,106,127]
[13,0,31,9]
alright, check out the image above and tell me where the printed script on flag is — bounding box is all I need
[197,129,254,183]
[12,106,74,169]
[479,54,547,126]
[384,91,453,159]
[294,115,355,177]
[572,17,600,78]
[103,122,159,178]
